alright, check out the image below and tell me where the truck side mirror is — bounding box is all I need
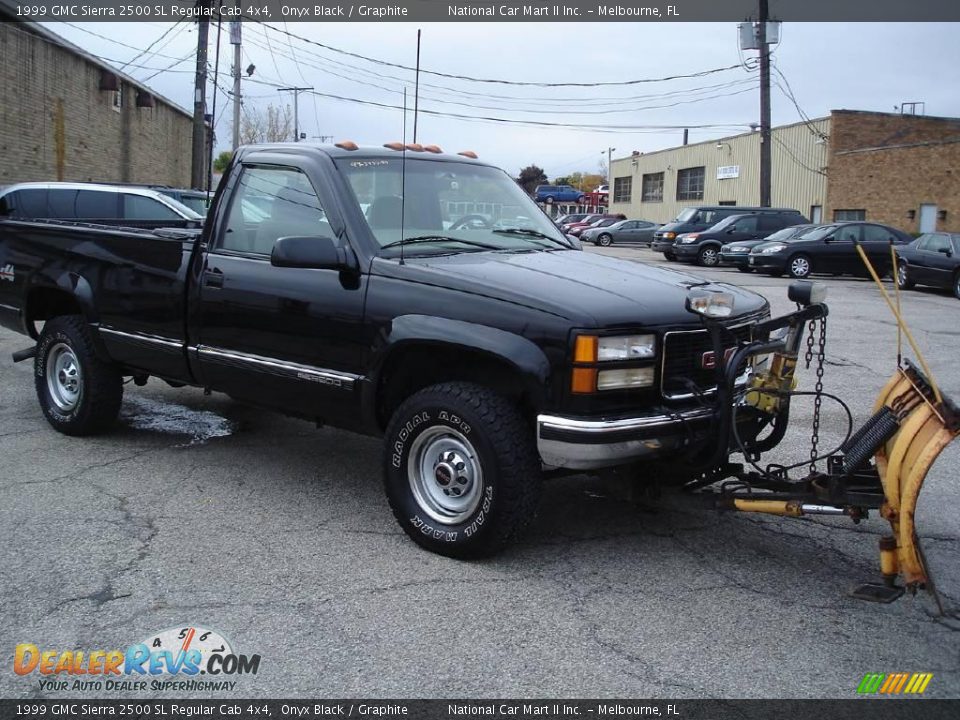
[271,236,355,271]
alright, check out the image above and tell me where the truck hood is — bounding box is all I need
[373,250,768,328]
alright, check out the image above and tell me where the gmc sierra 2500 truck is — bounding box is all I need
[0,143,773,558]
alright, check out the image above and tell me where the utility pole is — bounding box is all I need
[230,14,241,151]
[191,0,211,189]
[758,0,772,207]
[278,86,313,142]
[603,147,616,184]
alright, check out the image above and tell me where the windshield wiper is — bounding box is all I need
[491,228,569,247]
[380,235,500,251]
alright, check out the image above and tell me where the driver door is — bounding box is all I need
[193,160,367,420]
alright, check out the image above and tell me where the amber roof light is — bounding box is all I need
[384,142,405,151]
[457,151,478,159]
[334,140,358,151]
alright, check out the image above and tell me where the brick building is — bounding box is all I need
[0,13,197,188]
[610,109,960,234]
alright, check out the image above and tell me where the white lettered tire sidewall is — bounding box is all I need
[383,383,539,558]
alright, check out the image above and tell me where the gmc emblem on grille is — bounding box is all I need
[701,347,736,370]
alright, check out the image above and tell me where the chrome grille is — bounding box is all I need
[660,313,767,399]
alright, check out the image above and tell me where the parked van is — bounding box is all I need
[650,205,805,260]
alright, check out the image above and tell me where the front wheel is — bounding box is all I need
[664,252,677,262]
[597,233,613,247]
[787,253,812,279]
[697,246,720,267]
[383,382,541,558]
[953,272,960,300]
[737,266,753,273]
[544,197,554,205]
[35,315,123,436]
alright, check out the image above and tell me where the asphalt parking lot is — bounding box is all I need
[1,244,958,700]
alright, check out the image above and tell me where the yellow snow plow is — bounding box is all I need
[682,242,958,606]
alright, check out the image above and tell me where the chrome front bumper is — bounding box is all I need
[537,406,715,470]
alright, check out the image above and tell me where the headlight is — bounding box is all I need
[679,234,699,244]
[685,289,735,318]
[728,246,748,253]
[598,334,656,361]
[759,243,786,254]
[662,232,676,239]
[597,367,655,390]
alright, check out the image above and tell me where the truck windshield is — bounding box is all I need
[337,157,571,252]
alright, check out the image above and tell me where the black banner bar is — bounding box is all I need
[4,0,960,23]
[2,699,960,720]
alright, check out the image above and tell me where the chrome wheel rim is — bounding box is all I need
[791,257,810,277]
[46,343,82,412]
[408,425,483,525]
[599,235,611,246]
[897,264,908,287]
[701,248,719,266]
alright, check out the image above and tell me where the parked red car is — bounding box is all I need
[566,213,627,237]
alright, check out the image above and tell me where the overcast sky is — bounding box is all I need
[46,21,960,178]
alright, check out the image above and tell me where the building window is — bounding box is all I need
[613,176,632,203]
[112,85,123,112]
[833,209,866,221]
[719,200,737,206]
[676,166,705,201]
[641,172,663,202]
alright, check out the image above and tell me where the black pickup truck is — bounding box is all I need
[0,143,772,558]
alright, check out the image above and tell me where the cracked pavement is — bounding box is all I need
[1,248,958,699]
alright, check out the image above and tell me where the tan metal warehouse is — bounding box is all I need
[609,110,960,234]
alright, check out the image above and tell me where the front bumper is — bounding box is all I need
[747,254,788,271]
[672,244,701,260]
[537,406,714,470]
[650,239,676,253]
[720,251,751,267]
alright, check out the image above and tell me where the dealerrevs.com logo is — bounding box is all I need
[14,626,261,693]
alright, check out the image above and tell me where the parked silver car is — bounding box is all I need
[581,218,661,246]
[0,182,202,222]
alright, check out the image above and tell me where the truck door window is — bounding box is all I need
[221,166,329,256]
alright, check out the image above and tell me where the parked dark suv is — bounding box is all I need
[651,206,804,261]
[672,211,808,266]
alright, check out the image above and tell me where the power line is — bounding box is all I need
[251,20,744,88]
[119,21,184,70]
[60,22,188,63]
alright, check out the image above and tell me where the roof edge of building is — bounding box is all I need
[0,12,195,121]
[611,115,829,165]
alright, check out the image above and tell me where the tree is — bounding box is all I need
[239,103,294,145]
[516,165,547,195]
[213,151,233,173]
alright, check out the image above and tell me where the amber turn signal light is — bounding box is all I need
[574,335,598,363]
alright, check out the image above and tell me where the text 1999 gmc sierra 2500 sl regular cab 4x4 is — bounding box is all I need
[1,142,795,558]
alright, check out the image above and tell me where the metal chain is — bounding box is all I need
[808,318,827,474]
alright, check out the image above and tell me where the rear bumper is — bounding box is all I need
[537,406,714,470]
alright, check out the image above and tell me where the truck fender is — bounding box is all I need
[364,315,552,427]
[23,272,109,359]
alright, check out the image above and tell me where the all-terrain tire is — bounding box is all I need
[35,315,123,436]
[383,382,541,558]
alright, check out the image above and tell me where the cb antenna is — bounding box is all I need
[400,87,407,266]
[413,29,421,144]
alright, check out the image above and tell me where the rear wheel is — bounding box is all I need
[697,246,720,267]
[787,253,812,279]
[383,382,541,558]
[544,197,554,205]
[737,266,753,273]
[954,272,960,300]
[35,315,123,436]
[597,233,613,247]
[897,261,915,290]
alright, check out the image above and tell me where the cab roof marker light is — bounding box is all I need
[405,143,425,152]
[334,140,358,151]
[458,151,479,159]
[383,142,405,151]
[424,145,443,154]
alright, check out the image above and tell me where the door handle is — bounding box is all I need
[204,268,224,288]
